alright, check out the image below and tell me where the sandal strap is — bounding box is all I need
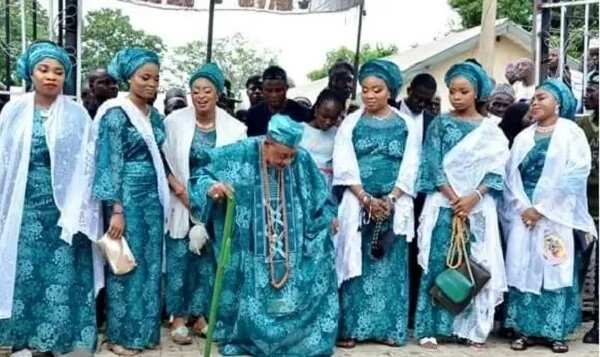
[108,343,140,356]
[171,325,191,337]
[511,337,529,350]
[552,341,568,350]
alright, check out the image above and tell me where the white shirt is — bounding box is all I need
[299,122,337,187]
[513,81,535,102]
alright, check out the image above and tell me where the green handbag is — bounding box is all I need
[429,216,490,315]
[433,268,473,303]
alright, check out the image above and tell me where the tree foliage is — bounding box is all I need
[82,9,166,78]
[307,43,398,81]
[448,0,532,29]
[0,1,49,86]
[165,33,277,96]
[449,1,599,64]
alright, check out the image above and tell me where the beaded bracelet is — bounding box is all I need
[362,194,371,206]
[474,189,484,201]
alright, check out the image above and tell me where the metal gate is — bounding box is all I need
[533,0,599,113]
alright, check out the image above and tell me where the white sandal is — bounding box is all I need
[419,337,438,349]
[170,325,193,345]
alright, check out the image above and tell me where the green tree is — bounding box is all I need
[553,4,599,62]
[448,0,532,29]
[307,43,398,81]
[449,1,600,63]
[82,8,166,78]
[0,1,49,86]
[165,33,277,96]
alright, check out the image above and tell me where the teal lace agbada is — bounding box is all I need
[188,138,339,356]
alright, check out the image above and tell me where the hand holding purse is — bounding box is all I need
[96,233,137,275]
[429,216,490,315]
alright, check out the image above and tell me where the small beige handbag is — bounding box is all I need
[96,233,137,275]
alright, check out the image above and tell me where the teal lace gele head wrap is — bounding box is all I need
[537,78,577,120]
[107,48,160,84]
[444,61,494,100]
[16,40,72,87]
[267,114,304,149]
[358,59,404,99]
[189,62,225,94]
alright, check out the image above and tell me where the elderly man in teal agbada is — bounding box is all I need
[188,114,340,356]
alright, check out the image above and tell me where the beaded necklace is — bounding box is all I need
[536,123,556,134]
[363,108,393,121]
[260,148,290,289]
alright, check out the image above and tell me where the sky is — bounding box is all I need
[76,0,459,86]
[30,0,459,90]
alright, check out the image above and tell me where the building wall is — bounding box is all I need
[399,36,531,111]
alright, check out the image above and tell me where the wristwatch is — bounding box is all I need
[386,194,397,204]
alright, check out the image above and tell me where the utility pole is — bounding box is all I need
[206,0,216,62]
[351,0,365,100]
[478,0,497,73]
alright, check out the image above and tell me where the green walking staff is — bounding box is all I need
[204,195,236,357]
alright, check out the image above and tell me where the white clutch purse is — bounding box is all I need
[96,233,137,275]
[188,223,210,256]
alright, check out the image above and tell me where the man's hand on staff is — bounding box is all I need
[208,182,234,201]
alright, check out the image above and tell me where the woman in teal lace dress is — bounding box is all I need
[333,60,420,348]
[93,48,169,355]
[162,63,247,344]
[0,41,100,354]
[414,61,509,348]
[503,79,596,353]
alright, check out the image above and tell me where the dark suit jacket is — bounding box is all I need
[245,99,311,137]
[397,100,434,143]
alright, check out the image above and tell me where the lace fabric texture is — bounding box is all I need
[188,138,339,356]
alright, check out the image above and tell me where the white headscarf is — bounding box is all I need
[0,93,102,319]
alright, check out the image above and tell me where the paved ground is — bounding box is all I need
[94,323,599,357]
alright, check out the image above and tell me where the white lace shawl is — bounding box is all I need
[503,118,597,294]
[0,93,102,319]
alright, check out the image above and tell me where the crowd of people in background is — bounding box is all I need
[0,38,598,357]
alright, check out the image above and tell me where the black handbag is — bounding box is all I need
[429,216,491,315]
